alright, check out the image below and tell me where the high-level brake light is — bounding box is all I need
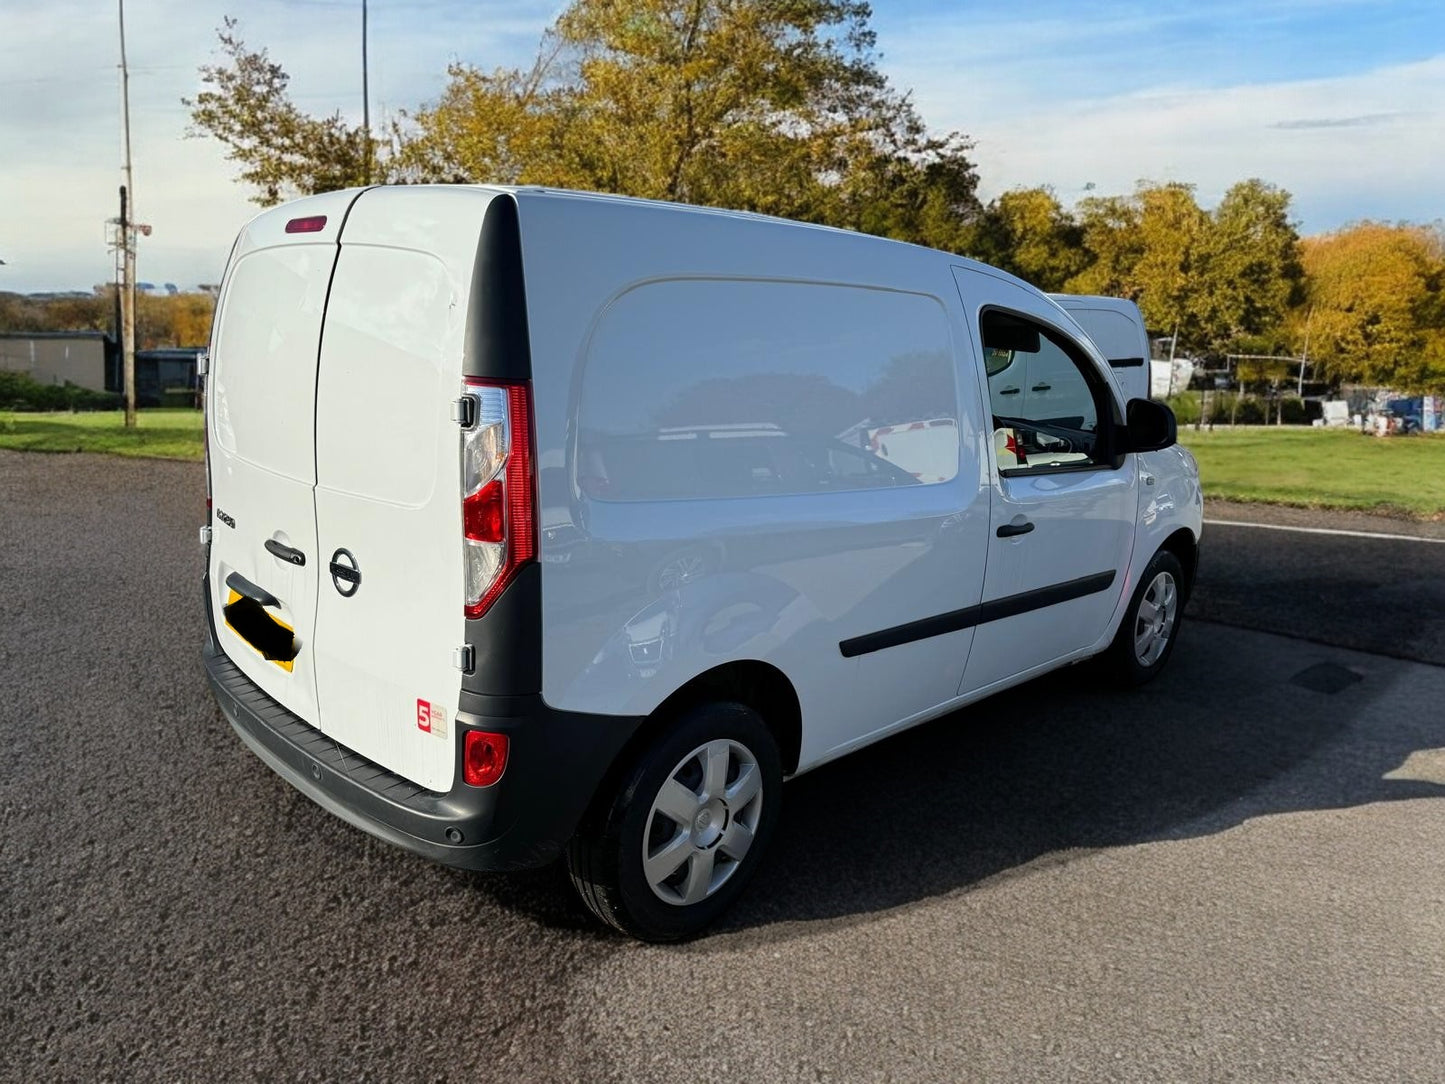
[460,380,535,619]
[284,215,327,234]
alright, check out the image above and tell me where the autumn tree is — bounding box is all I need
[191,4,981,244]
[1301,222,1445,392]
[399,0,980,244]
[137,293,216,349]
[965,187,1088,291]
[1063,180,1302,356]
[1191,180,1303,351]
[1065,193,1143,300]
[186,17,376,205]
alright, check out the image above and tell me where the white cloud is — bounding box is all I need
[876,6,1445,229]
[949,54,1445,228]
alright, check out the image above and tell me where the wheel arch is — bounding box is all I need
[1158,526,1198,600]
[596,661,804,801]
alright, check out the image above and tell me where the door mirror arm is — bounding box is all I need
[1123,398,1177,453]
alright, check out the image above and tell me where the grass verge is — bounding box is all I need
[0,409,204,461]
[1179,427,1445,519]
[2,409,1442,519]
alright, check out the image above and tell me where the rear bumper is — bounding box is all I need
[202,580,642,872]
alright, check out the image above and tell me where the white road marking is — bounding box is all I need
[1204,519,1445,544]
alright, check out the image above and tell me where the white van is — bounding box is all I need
[1049,295,1152,402]
[202,186,1202,940]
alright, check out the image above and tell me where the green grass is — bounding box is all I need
[0,409,204,461]
[2,407,1442,519]
[1179,427,1445,518]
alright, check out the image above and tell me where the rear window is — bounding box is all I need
[578,280,959,501]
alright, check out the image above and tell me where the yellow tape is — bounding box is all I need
[223,588,297,672]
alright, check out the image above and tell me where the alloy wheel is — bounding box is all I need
[642,739,763,906]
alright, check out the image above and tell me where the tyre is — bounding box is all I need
[566,701,782,941]
[1101,548,1186,686]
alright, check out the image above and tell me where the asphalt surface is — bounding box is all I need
[1194,500,1445,666]
[3,450,1443,1082]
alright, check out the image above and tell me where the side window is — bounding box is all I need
[980,310,1110,474]
[578,281,959,501]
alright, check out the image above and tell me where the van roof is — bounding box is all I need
[501,184,1012,273]
[246,183,1033,290]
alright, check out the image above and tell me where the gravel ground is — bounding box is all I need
[2,450,1443,1082]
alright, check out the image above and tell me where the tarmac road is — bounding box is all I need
[2,450,1443,1082]
[1193,500,1445,667]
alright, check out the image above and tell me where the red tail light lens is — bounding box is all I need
[463,479,505,543]
[460,380,535,618]
[284,215,327,233]
[463,730,509,787]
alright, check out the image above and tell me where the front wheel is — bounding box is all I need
[566,701,782,941]
[1101,549,1186,686]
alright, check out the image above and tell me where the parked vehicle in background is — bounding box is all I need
[201,186,1202,940]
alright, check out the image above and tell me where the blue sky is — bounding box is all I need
[1,0,1441,292]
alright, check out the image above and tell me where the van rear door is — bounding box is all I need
[1049,296,1151,402]
[309,187,494,794]
[207,192,362,725]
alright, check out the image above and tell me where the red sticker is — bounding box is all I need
[416,698,431,733]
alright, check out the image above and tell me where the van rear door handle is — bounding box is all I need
[264,539,306,566]
[996,519,1035,538]
[225,571,280,608]
[998,386,1020,396]
[1031,383,1052,392]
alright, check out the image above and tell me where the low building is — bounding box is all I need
[111,347,203,407]
[0,331,111,391]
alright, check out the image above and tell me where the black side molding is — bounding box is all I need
[1108,357,1146,368]
[839,570,1117,658]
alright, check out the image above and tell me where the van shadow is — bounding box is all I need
[715,620,1445,935]
[468,621,1445,938]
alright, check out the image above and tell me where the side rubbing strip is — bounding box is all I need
[1108,357,1146,368]
[839,571,1117,658]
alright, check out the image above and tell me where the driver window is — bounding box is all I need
[980,310,1107,474]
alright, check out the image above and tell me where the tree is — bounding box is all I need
[1066,193,1143,299]
[1301,222,1445,392]
[1128,183,1211,346]
[1066,180,1303,357]
[194,4,981,243]
[1191,179,1303,351]
[137,293,216,349]
[965,187,1088,292]
[186,18,376,206]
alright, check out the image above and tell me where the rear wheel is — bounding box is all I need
[566,701,782,941]
[1101,548,1186,686]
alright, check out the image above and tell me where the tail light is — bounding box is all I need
[460,380,535,618]
[463,730,510,787]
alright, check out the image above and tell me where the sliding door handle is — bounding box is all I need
[996,520,1035,538]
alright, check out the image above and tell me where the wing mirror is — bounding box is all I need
[1124,398,1177,453]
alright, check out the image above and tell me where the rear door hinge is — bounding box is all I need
[199,525,212,546]
[196,349,209,377]
[450,396,476,428]
[453,644,475,673]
